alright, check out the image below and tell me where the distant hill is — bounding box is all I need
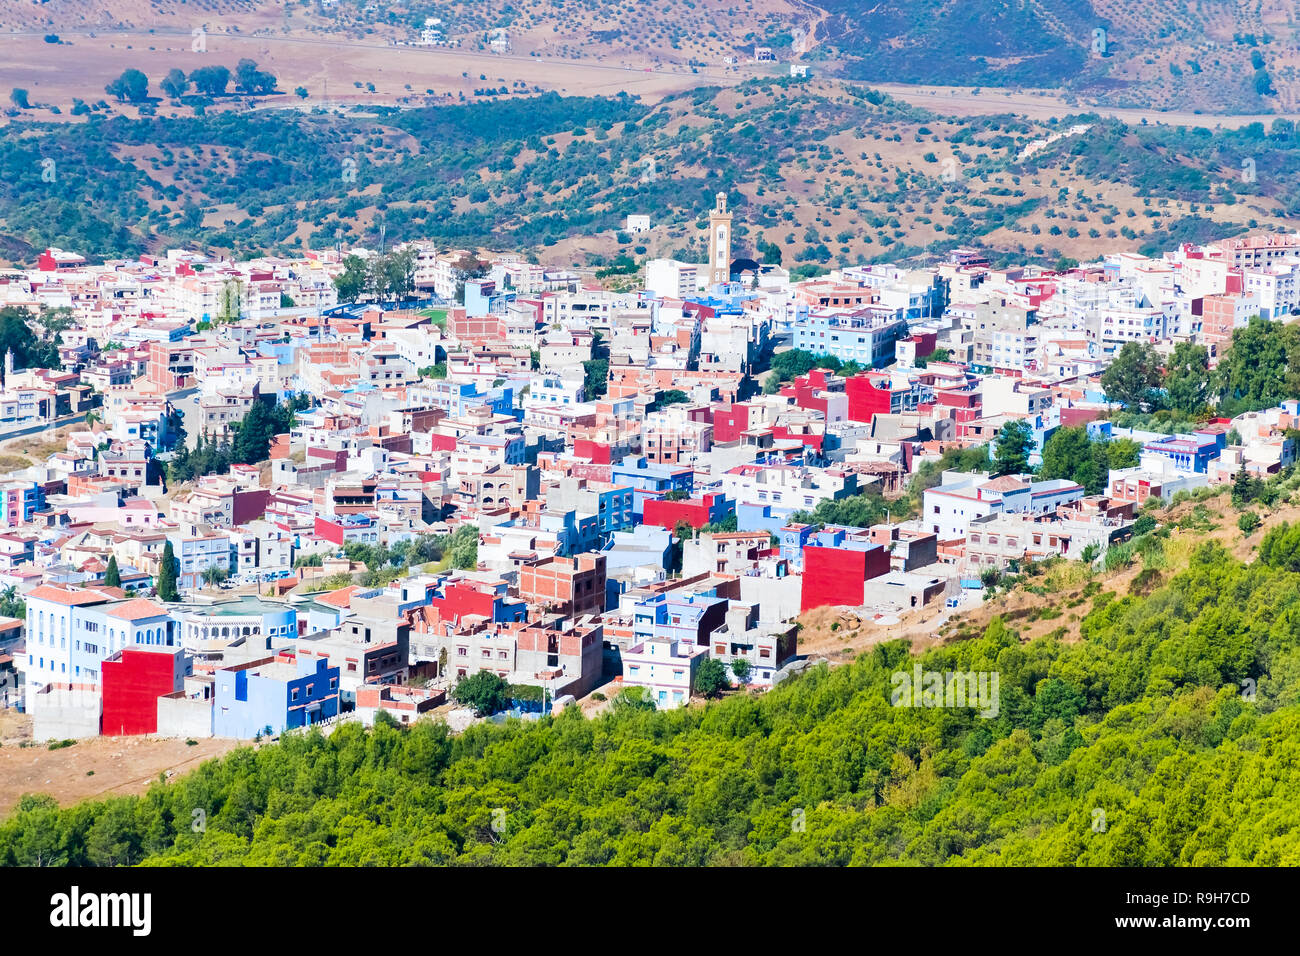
[2,1,1297,117]
[810,0,1299,114]
[0,81,1295,276]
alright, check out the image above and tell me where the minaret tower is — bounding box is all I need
[707,191,733,287]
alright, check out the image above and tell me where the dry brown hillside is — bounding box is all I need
[796,486,1288,663]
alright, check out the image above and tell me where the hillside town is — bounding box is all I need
[2,195,1298,742]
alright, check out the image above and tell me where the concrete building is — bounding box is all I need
[621,636,707,709]
[213,653,340,739]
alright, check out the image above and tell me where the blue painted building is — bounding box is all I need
[464,279,516,318]
[1141,430,1225,475]
[610,456,694,517]
[213,654,339,738]
[632,589,729,649]
[792,309,908,368]
[777,522,817,568]
[737,502,798,535]
[169,532,234,590]
[593,485,635,536]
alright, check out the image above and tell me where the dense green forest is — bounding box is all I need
[3,537,1299,865]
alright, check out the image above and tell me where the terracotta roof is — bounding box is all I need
[982,475,1030,492]
[318,585,363,608]
[25,584,111,606]
[106,598,169,620]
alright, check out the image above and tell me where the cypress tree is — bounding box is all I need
[157,541,179,602]
[104,555,121,589]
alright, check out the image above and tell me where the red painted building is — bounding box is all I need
[712,402,751,444]
[845,372,904,423]
[573,438,614,464]
[101,646,187,736]
[642,492,731,531]
[800,542,890,612]
[427,578,526,626]
[780,369,838,420]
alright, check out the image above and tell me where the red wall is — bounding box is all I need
[314,516,345,545]
[1060,406,1101,428]
[430,581,498,623]
[642,493,727,531]
[429,433,458,453]
[101,648,184,736]
[846,374,892,423]
[232,488,270,525]
[712,403,750,444]
[800,545,889,612]
[573,439,613,465]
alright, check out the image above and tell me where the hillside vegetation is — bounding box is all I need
[4,517,1300,864]
[2,81,1297,274]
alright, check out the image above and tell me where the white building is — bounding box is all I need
[922,471,1084,539]
[621,636,707,709]
[22,586,177,697]
[645,259,702,300]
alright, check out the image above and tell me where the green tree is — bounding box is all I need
[1213,316,1300,415]
[332,255,369,303]
[0,584,26,619]
[448,524,479,571]
[216,279,242,324]
[190,65,231,96]
[235,59,277,95]
[582,358,608,399]
[694,658,728,699]
[1238,511,1261,536]
[105,69,149,103]
[160,69,189,99]
[104,555,121,589]
[1163,341,1210,414]
[1231,465,1263,508]
[157,541,179,602]
[382,248,417,300]
[1107,438,1141,470]
[730,658,752,685]
[1101,342,1162,411]
[10,88,30,109]
[1038,426,1127,495]
[232,400,276,465]
[452,671,509,716]
[0,306,60,370]
[993,419,1035,477]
